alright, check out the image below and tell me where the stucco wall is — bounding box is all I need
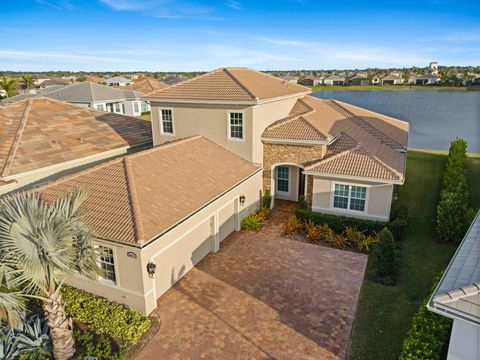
[150,102,254,162]
[311,175,394,220]
[251,96,301,164]
[447,319,480,360]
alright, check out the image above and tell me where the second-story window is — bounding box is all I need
[229,112,243,140]
[161,109,174,134]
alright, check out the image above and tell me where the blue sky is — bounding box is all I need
[1,0,480,71]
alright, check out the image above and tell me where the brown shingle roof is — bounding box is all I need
[143,68,310,102]
[263,96,408,182]
[0,98,152,177]
[34,136,261,245]
[120,79,168,93]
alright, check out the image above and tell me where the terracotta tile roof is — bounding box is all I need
[263,96,408,182]
[120,79,168,93]
[0,98,152,177]
[143,68,310,102]
[34,136,261,245]
[381,73,402,80]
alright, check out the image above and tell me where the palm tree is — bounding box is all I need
[0,77,17,97]
[0,191,98,360]
[0,263,28,328]
[22,74,35,91]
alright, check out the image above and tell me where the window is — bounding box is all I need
[229,112,243,140]
[277,166,289,193]
[96,104,105,111]
[114,103,121,113]
[133,101,139,113]
[161,109,174,134]
[97,246,116,283]
[333,184,367,212]
[141,101,149,113]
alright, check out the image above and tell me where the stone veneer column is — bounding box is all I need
[306,175,313,210]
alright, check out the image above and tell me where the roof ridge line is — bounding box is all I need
[223,68,257,101]
[88,81,94,102]
[123,157,145,243]
[142,69,216,97]
[1,99,33,177]
[299,115,329,139]
[435,283,480,303]
[359,146,403,179]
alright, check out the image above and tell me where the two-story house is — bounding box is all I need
[143,67,409,221]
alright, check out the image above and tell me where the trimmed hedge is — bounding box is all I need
[62,286,151,345]
[372,228,398,285]
[295,207,408,241]
[399,276,452,360]
[437,138,469,242]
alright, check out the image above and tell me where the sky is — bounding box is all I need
[1,0,480,71]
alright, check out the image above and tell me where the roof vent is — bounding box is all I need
[77,137,84,143]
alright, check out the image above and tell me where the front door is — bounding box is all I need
[298,168,305,199]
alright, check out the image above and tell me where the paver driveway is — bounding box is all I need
[138,221,367,359]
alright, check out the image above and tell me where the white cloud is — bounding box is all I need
[224,0,242,10]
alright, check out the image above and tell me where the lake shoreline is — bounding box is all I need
[310,85,480,92]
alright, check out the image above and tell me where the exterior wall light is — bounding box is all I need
[147,262,156,278]
[239,195,246,206]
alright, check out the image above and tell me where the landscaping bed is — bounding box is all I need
[345,150,480,360]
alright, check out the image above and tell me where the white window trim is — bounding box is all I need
[276,165,290,195]
[94,244,119,286]
[330,181,369,214]
[159,108,175,136]
[226,110,246,142]
[133,101,140,114]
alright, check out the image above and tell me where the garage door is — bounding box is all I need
[154,218,213,298]
[218,200,236,242]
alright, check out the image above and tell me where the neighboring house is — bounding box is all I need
[301,75,322,86]
[474,77,480,85]
[428,211,480,360]
[323,74,346,86]
[415,74,439,85]
[34,136,262,315]
[381,74,404,85]
[349,75,371,86]
[2,82,147,117]
[120,78,168,93]
[38,78,70,88]
[279,74,300,84]
[106,76,132,87]
[143,67,409,222]
[0,97,152,195]
[161,74,188,85]
[407,74,417,84]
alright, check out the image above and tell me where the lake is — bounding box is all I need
[312,90,480,153]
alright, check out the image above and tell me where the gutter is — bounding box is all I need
[302,170,404,185]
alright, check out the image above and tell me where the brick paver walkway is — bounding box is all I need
[137,206,367,360]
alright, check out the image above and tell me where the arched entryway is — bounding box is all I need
[270,163,306,207]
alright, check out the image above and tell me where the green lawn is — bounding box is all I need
[347,150,480,360]
[310,85,480,92]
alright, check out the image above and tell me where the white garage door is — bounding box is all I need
[218,200,236,242]
[154,218,213,298]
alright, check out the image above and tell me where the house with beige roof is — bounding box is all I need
[0,97,151,194]
[381,73,404,85]
[144,67,409,221]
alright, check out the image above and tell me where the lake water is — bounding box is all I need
[312,90,480,153]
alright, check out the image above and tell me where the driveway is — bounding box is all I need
[137,220,367,360]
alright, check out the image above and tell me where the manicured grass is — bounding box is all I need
[138,113,151,121]
[310,85,480,92]
[346,150,480,360]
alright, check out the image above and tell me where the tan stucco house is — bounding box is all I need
[143,67,409,221]
[0,97,152,195]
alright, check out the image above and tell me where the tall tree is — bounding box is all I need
[21,74,35,91]
[0,191,98,360]
[0,77,17,97]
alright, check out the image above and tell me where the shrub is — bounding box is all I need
[437,138,469,242]
[344,226,365,244]
[372,228,398,285]
[305,221,322,243]
[241,213,263,231]
[355,235,378,253]
[283,216,302,237]
[399,275,452,360]
[257,207,271,222]
[74,329,127,360]
[262,189,272,209]
[62,286,151,345]
[298,195,308,210]
[325,231,350,249]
